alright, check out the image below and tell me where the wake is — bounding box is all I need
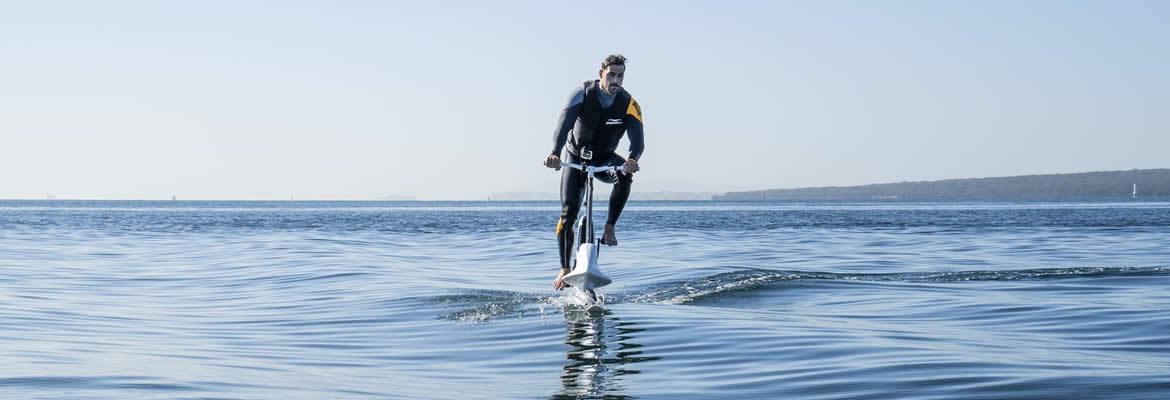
[434,266,1169,322]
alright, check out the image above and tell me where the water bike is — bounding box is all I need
[559,161,627,305]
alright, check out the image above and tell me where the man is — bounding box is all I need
[544,54,645,291]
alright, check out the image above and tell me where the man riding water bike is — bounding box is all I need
[544,54,645,291]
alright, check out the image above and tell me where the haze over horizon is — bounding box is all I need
[3,1,1167,200]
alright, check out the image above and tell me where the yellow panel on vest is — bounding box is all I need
[626,98,643,123]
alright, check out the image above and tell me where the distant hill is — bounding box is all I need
[715,169,1170,201]
[376,194,417,200]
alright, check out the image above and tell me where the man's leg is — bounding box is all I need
[603,159,633,246]
[554,164,586,290]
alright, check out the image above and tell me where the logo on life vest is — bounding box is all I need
[605,118,623,125]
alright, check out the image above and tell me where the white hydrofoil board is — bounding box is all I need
[561,243,612,290]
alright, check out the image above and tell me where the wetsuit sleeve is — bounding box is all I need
[625,97,644,160]
[551,87,585,157]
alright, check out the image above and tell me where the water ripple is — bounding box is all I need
[2,201,1169,399]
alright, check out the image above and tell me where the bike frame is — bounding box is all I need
[580,165,596,248]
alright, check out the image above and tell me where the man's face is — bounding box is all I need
[599,64,625,95]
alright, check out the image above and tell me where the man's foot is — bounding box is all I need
[603,224,618,246]
[553,267,571,291]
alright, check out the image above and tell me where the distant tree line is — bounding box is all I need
[714,169,1170,201]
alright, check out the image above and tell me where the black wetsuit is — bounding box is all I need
[550,80,645,270]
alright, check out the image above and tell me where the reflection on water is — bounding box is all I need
[554,307,661,399]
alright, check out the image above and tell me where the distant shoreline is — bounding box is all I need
[6,168,1169,203]
[2,198,1169,204]
[716,168,1170,201]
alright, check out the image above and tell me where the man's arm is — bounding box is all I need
[550,87,586,157]
[625,98,644,161]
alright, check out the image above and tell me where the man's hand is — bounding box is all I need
[623,158,640,174]
[544,154,561,170]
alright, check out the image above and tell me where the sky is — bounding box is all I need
[2,1,1167,200]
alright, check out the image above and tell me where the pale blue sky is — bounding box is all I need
[2,1,1166,200]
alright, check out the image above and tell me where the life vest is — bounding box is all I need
[569,80,641,160]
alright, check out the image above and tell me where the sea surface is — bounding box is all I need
[1,200,1168,399]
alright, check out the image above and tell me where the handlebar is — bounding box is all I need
[561,162,628,174]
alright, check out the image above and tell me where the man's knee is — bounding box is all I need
[596,170,633,186]
[556,211,578,236]
[560,203,580,219]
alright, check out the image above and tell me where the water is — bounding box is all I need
[2,200,1168,399]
